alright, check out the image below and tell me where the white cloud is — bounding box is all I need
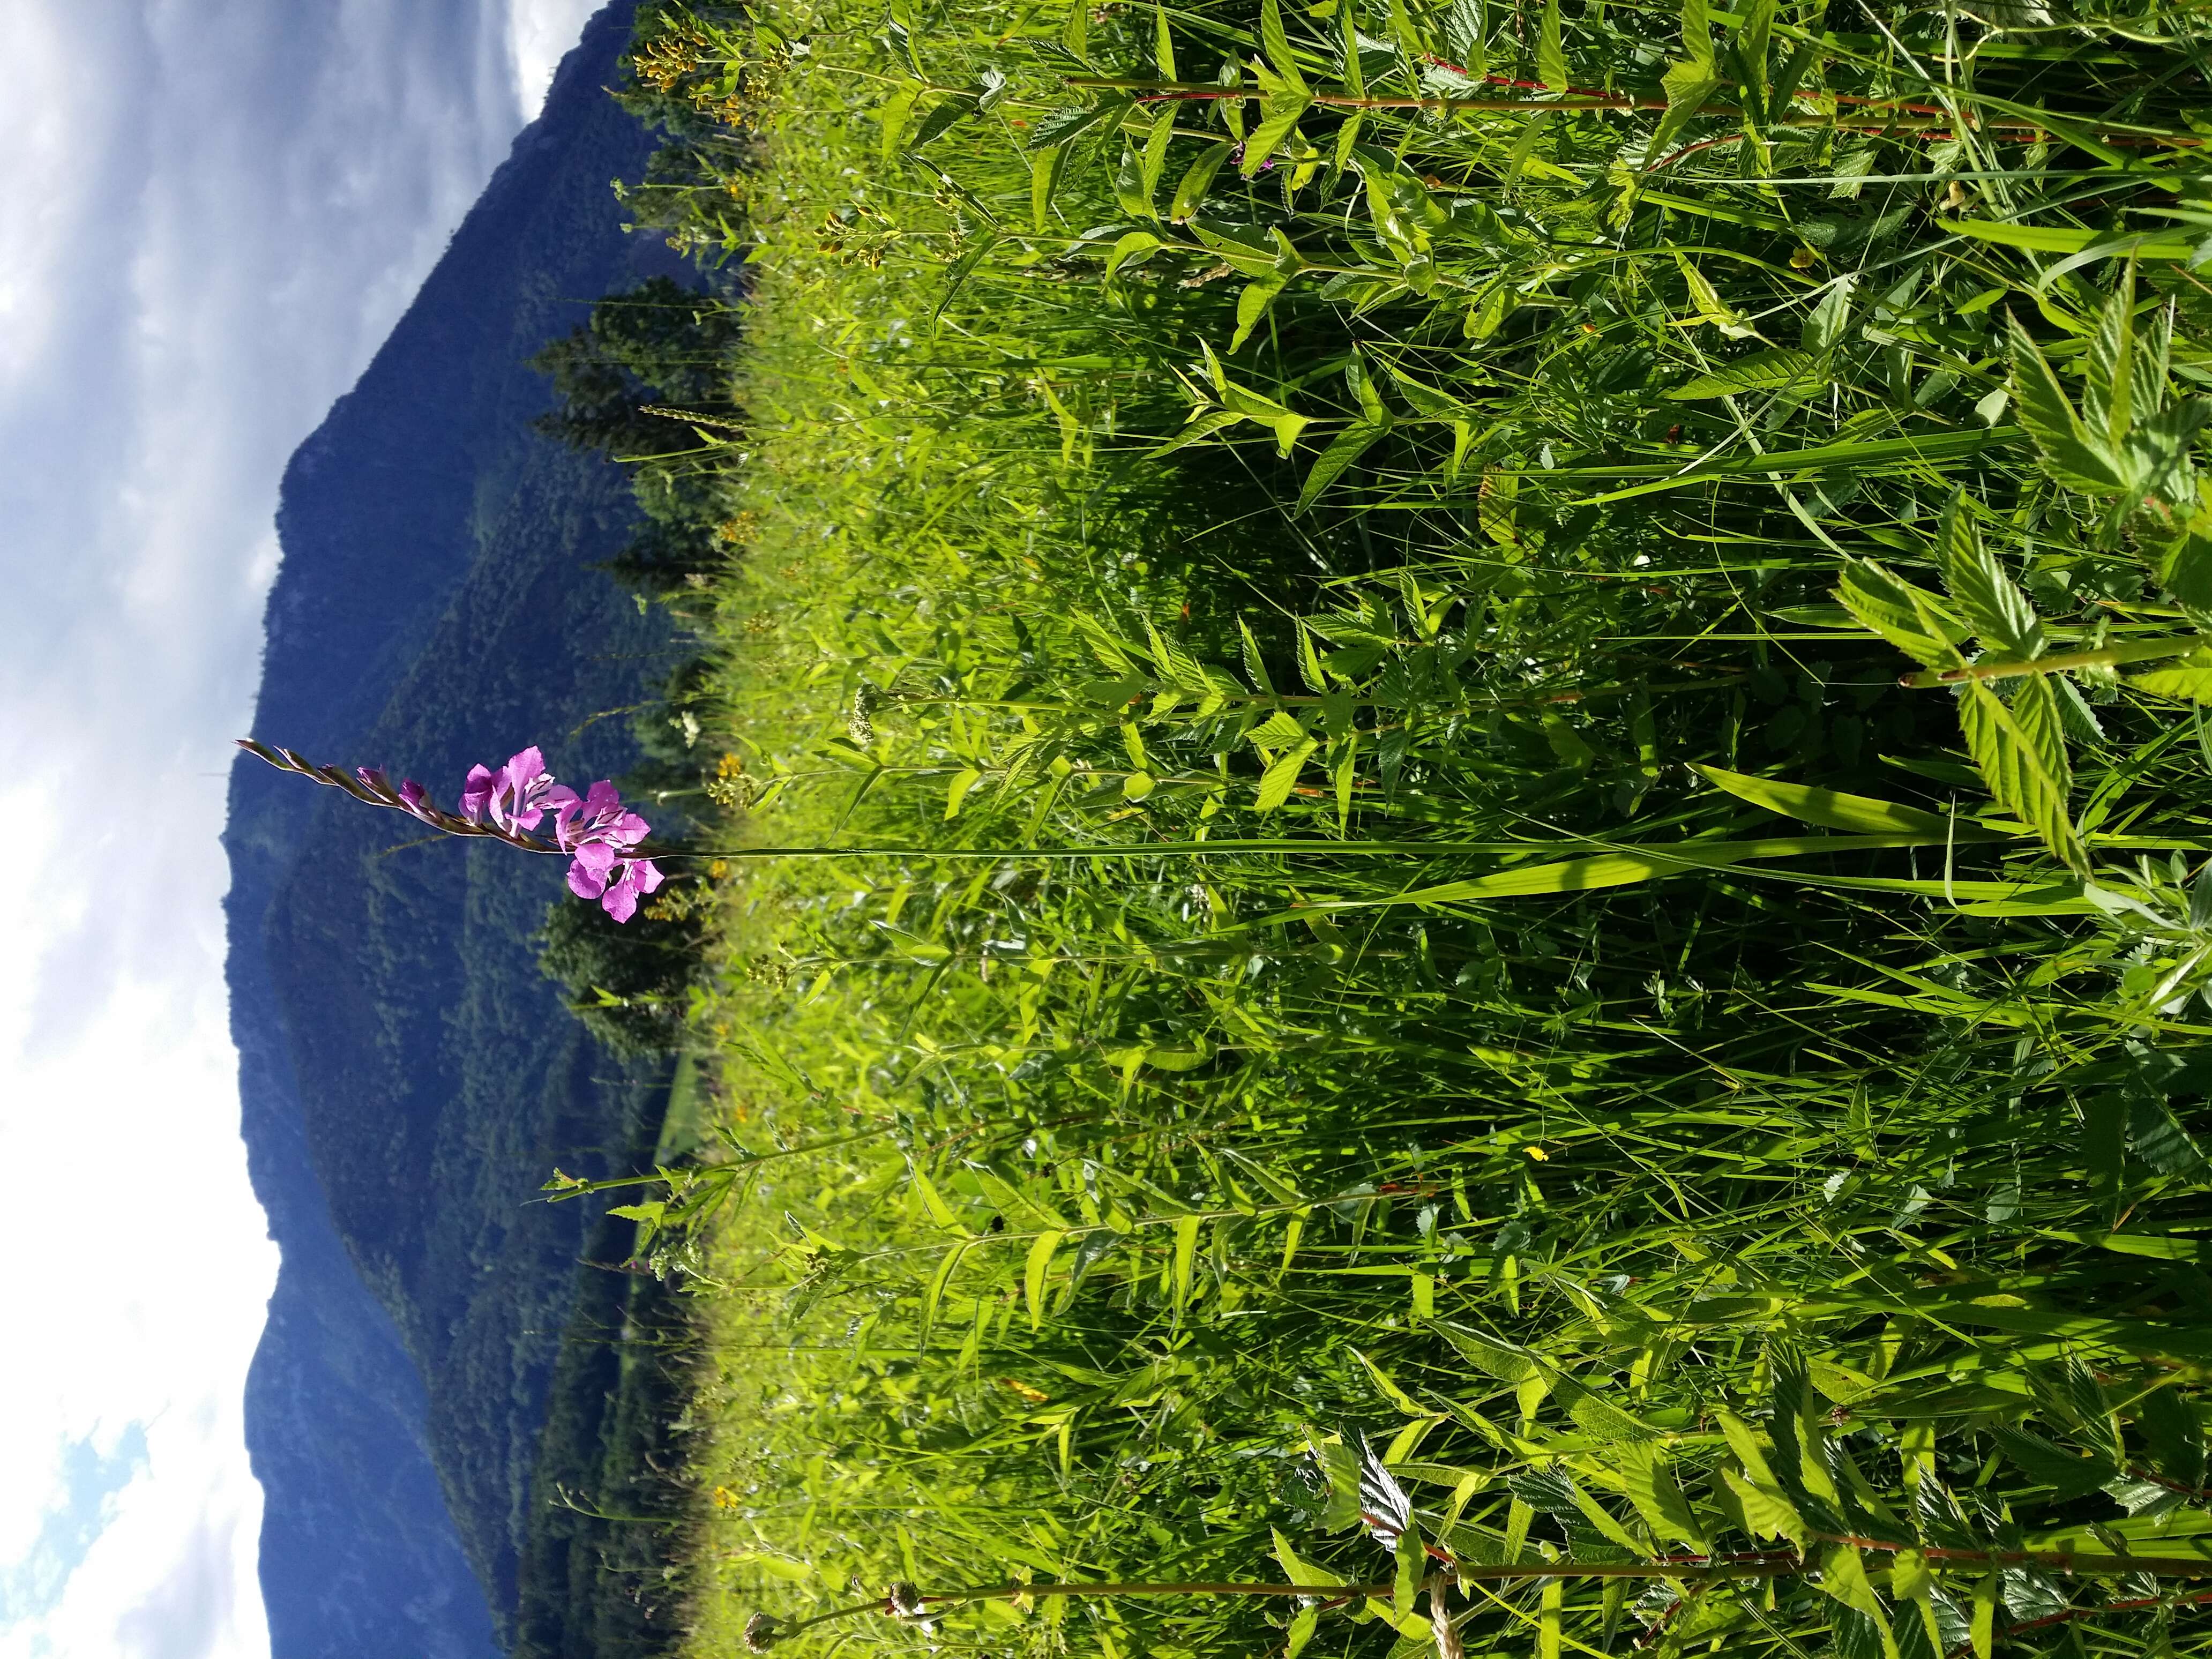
[507,0,609,116]
[0,1,535,1654]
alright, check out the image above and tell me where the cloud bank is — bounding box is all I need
[0,1,605,1654]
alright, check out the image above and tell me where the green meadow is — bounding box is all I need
[563,3,2212,1657]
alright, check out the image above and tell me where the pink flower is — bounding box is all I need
[552,778,659,922]
[567,844,664,922]
[551,779,650,855]
[460,746,560,832]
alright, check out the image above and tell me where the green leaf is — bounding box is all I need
[1820,1544,1886,1619]
[1232,274,1289,352]
[1168,143,1230,223]
[1104,229,1163,280]
[1681,0,1713,68]
[1722,1469,1807,1544]
[2008,313,2131,494]
[1651,60,1722,155]
[2126,664,2212,702]
[2137,1388,2207,1490]
[2158,524,2212,610]
[1025,1229,1064,1328]
[1286,1606,1319,1659]
[1988,1424,2119,1496]
[1273,1527,1344,1587]
[1617,1443,1708,1552]
[1257,739,1320,810]
[1259,0,1309,93]
[1153,0,1176,76]
[1957,678,2086,874]
[2085,264,2139,449]
[1170,1212,1201,1313]
[1694,764,1962,836]
[1664,347,1827,399]
[1537,0,1567,89]
[1023,99,1124,152]
[1932,493,2043,656]
[1836,559,1968,669]
[1297,421,1388,511]
[1242,87,1313,175]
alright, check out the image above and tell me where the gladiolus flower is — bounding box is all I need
[460,745,561,831]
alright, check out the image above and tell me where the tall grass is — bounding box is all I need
[597,3,2212,1657]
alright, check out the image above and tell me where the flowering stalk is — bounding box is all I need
[237,739,667,922]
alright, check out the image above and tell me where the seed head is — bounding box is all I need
[744,1612,783,1653]
[887,1582,925,1618]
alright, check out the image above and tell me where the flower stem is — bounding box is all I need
[1897,634,2203,687]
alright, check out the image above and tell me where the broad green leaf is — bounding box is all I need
[1566,1481,1645,1553]
[1168,143,1230,223]
[1932,492,2043,656]
[1285,1606,1319,1659]
[943,766,983,820]
[1537,0,1567,89]
[911,1166,966,1229]
[1170,1212,1200,1313]
[1297,421,1388,511]
[1025,1229,1063,1328]
[1438,1324,1542,1383]
[1616,1442,1708,1552]
[2158,524,2212,610]
[1259,0,1309,93]
[1029,146,1067,230]
[1836,559,1968,668]
[1971,1571,1997,1659]
[1723,1469,1807,1544]
[1231,274,1289,352]
[1664,347,1827,399]
[1273,1527,1343,1587]
[1694,764,1960,835]
[1138,111,1175,205]
[1104,229,1162,280]
[1957,678,2086,873]
[2008,313,2131,494]
[1153,0,1176,76]
[1717,1409,1780,1488]
[1651,60,1723,155]
[2085,264,2138,449]
[1257,739,1320,810]
[1242,84,1314,176]
[1682,0,1713,67]
[2137,1388,2207,1489]
[2128,663,2212,702]
[1354,1347,1428,1415]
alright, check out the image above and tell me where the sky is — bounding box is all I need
[0,3,606,1656]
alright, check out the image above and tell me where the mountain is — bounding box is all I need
[222,5,701,1654]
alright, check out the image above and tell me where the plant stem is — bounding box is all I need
[1898,634,2204,687]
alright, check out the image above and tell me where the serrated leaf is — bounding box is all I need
[1989,1424,2118,1497]
[2136,1388,2207,1489]
[1259,0,1309,93]
[1933,494,2043,656]
[2008,313,2131,494]
[1664,347,1828,399]
[1958,678,2086,873]
[1836,558,1968,669]
[1242,86,1314,175]
[2084,265,2138,449]
[1723,1469,1807,1544]
[1257,739,1320,810]
[1617,1442,1708,1551]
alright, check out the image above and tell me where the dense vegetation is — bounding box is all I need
[552,3,2212,1659]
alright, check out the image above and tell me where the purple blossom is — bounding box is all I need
[552,778,659,922]
[551,779,651,855]
[460,746,560,832]
[567,843,664,922]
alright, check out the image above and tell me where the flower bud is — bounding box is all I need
[743,1612,783,1652]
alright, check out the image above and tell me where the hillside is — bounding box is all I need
[221,4,701,1652]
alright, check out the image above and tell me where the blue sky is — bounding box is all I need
[0,3,602,1655]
